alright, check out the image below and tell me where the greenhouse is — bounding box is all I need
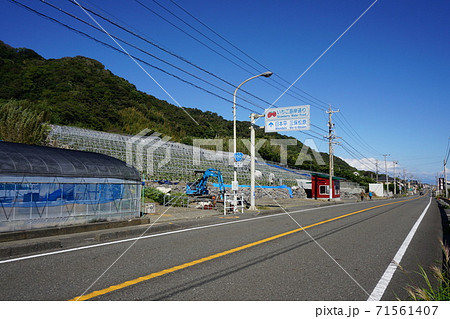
[0,141,141,232]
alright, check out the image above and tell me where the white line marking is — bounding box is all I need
[367,196,432,301]
[0,199,400,265]
[0,202,363,264]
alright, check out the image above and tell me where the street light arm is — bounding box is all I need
[233,72,273,97]
[232,71,273,154]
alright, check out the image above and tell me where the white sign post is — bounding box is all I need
[249,105,311,210]
[264,105,310,133]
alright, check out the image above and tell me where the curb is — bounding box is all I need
[0,218,152,243]
[0,240,62,258]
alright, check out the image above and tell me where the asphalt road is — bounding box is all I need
[0,195,442,301]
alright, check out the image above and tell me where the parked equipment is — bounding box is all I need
[185,169,225,198]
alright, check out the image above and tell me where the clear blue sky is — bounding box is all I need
[1,0,449,184]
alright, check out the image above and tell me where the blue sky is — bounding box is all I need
[1,0,449,184]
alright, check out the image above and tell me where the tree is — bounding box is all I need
[0,100,49,145]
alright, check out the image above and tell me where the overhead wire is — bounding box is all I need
[19,0,331,135]
[11,0,329,135]
[64,0,273,109]
[132,0,259,79]
[14,0,359,153]
[133,0,329,112]
[340,144,378,173]
[341,139,378,170]
[68,0,330,127]
[149,0,264,77]
[70,0,331,115]
[167,0,330,111]
[336,111,382,155]
[41,0,273,112]
[66,0,331,131]
[270,0,380,108]
[9,0,260,115]
[334,116,379,158]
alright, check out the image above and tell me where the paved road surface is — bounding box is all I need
[0,195,442,300]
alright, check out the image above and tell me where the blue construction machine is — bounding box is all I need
[185,169,225,199]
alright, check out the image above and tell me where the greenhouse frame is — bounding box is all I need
[0,141,141,232]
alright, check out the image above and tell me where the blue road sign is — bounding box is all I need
[234,152,244,162]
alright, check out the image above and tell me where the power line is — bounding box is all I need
[311,123,328,134]
[64,0,274,109]
[13,0,345,143]
[132,0,329,111]
[10,0,261,115]
[341,138,379,171]
[133,0,258,77]
[340,144,378,172]
[270,0,379,107]
[41,0,269,111]
[150,0,263,76]
[168,0,330,111]
[67,0,331,114]
[334,116,379,158]
[336,111,382,155]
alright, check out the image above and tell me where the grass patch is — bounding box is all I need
[163,192,189,207]
[406,242,450,301]
[143,187,189,207]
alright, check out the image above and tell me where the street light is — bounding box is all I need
[232,72,273,211]
[249,112,264,210]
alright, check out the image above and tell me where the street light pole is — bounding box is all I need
[250,113,264,210]
[233,71,272,210]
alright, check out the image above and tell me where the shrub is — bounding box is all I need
[143,187,165,205]
[406,242,450,301]
[0,99,49,145]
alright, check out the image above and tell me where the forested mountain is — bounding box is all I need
[0,41,372,182]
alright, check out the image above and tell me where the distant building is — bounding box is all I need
[308,173,343,200]
[0,141,141,232]
[369,183,384,197]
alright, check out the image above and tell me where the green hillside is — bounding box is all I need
[0,40,368,181]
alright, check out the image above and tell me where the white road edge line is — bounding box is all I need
[0,199,399,265]
[367,196,433,301]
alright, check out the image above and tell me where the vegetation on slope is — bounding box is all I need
[0,40,372,183]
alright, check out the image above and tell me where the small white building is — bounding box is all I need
[369,183,384,197]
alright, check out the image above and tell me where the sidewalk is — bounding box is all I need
[0,197,360,260]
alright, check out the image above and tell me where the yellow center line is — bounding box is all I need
[70,196,421,301]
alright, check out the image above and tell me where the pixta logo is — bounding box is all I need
[126,129,172,175]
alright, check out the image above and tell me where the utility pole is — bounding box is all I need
[444,137,449,198]
[403,168,406,194]
[383,154,390,196]
[393,160,398,196]
[444,159,448,198]
[376,159,379,182]
[326,105,339,201]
